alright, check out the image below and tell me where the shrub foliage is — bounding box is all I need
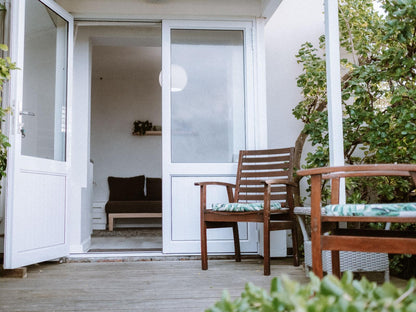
[293,0,416,204]
[207,272,416,312]
[292,0,416,277]
[0,43,17,185]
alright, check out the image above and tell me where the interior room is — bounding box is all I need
[89,25,162,252]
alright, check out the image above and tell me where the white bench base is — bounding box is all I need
[108,213,162,231]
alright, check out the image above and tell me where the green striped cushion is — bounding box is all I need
[211,202,282,212]
[324,203,416,217]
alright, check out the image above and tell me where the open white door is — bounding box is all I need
[161,20,260,254]
[3,0,73,269]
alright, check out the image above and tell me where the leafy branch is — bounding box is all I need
[292,0,416,206]
[207,272,416,312]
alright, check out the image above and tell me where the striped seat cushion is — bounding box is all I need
[324,203,416,217]
[211,202,282,212]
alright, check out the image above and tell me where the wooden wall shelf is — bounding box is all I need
[133,131,161,136]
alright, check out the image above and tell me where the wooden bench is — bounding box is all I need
[297,164,416,279]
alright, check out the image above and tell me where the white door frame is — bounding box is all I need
[4,0,73,268]
[161,19,268,254]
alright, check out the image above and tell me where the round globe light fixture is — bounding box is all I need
[159,64,188,92]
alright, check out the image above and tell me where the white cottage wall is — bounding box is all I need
[265,0,324,150]
[64,0,324,254]
[265,0,324,241]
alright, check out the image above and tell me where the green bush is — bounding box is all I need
[293,0,416,278]
[207,272,416,312]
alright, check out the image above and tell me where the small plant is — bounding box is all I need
[132,120,153,135]
[207,272,416,312]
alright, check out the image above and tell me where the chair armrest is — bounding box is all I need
[262,179,296,210]
[194,181,236,188]
[297,164,416,180]
[262,179,296,187]
[195,181,235,207]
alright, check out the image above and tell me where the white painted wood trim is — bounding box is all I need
[324,0,345,203]
[253,18,268,150]
[69,236,91,254]
[4,0,26,269]
[161,20,171,255]
[324,0,344,167]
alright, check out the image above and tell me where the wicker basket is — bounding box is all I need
[303,241,389,280]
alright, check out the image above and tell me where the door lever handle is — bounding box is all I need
[20,111,35,117]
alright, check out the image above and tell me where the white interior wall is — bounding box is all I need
[91,45,162,202]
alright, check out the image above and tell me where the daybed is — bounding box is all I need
[105,175,162,231]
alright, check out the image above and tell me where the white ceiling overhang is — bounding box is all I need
[54,0,284,21]
[261,0,284,19]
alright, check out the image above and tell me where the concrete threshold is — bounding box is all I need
[67,252,260,263]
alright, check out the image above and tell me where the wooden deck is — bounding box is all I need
[0,257,407,312]
[0,258,308,311]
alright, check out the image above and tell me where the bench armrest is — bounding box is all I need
[297,164,416,180]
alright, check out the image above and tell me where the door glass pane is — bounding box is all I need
[171,29,245,163]
[21,0,68,161]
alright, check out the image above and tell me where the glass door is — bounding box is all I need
[4,0,73,269]
[162,21,258,254]
[20,0,68,161]
[170,29,246,164]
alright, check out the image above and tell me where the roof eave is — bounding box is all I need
[262,0,284,20]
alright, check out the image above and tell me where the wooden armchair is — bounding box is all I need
[195,148,300,276]
[297,164,416,279]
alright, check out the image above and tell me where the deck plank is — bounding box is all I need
[0,258,308,311]
[0,258,408,311]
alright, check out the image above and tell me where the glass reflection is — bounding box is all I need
[171,29,246,163]
[21,0,68,161]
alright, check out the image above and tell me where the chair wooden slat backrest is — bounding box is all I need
[235,148,294,205]
[196,147,299,276]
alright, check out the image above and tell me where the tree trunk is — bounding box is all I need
[293,131,308,207]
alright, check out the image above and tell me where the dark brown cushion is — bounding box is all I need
[146,177,162,200]
[105,201,162,214]
[108,175,145,201]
